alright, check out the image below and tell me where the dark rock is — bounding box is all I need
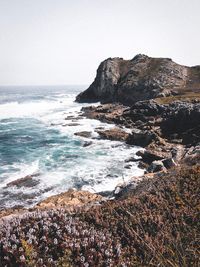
[65,155,79,159]
[62,123,80,127]
[64,115,75,120]
[82,141,93,147]
[6,173,40,188]
[138,161,149,169]
[74,131,92,138]
[147,160,166,173]
[125,156,141,163]
[162,158,177,169]
[160,102,200,146]
[124,164,132,169]
[126,129,157,147]
[136,149,170,164]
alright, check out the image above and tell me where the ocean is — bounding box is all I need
[0,86,143,209]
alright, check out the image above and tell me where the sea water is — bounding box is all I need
[0,86,144,209]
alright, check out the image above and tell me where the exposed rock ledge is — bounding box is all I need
[36,189,105,209]
[0,190,105,220]
[81,99,200,172]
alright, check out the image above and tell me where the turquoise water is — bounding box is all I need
[0,86,143,209]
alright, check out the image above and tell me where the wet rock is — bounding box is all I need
[125,156,141,163]
[124,164,132,169]
[65,154,79,159]
[6,173,40,188]
[74,131,92,138]
[50,123,61,126]
[64,115,75,120]
[62,123,80,127]
[82,141,93,147]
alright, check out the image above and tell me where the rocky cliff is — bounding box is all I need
[76,54,200,105]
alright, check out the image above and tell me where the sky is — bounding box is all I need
[0,0,199,86]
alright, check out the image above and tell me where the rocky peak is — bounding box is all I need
[76,54,200,105]
[131,53,150,62]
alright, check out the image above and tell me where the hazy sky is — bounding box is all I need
[0,0,199,85]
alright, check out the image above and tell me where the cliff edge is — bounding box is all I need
[76,54,200,105]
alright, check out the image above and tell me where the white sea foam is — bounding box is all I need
[0,90,145,209]
[0,93,76,120]
[0,160,39,188]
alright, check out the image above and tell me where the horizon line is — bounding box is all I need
[0,84,89,87]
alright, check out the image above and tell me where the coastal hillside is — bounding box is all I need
[0,166,199,266]
[76,54,200,105]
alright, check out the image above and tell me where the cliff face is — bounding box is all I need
[76,54,200,105]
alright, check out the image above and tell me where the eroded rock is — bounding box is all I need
[126,129,157,147]
[76,54,198,105]
[36,189,104,209]
[96,127,129,141]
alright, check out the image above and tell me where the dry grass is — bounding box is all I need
[81,166,200,266]
[155,92,200,104]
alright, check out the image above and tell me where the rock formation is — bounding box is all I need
[76,54,200,105]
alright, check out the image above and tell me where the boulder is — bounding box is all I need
[96,127,129,141]
[74,131,92,138]
[162,158,177,169]
[136,149,170,164]
[147,160,166,173]
[82,141,93,147]
[126,129,157,147]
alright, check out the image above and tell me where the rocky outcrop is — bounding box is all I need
[160,101,200,145]
[80,99,200,171]
[76,54,200,105]
[36,189,104,209]
[96,127,129,141]
[126,128,158,147]
[6,173,40,188]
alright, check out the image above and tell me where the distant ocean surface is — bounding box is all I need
[0,86,143,209]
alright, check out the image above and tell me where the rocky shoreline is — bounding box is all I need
[81,99,200,174]
[1,54,200,217]
[0,54,199,266]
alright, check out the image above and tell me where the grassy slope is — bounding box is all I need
[80,166,200,267]
[0,167,199,267]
